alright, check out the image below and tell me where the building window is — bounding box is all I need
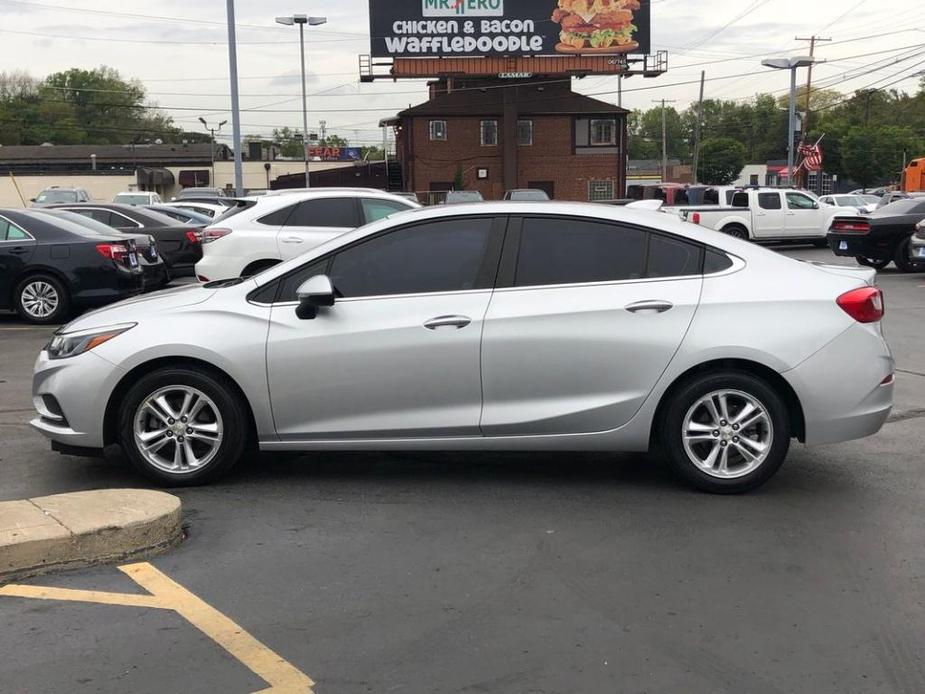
[429,120,447,141]
[821,173,834,195]
[481,120,498,146]
[588,180,615,202]
[590,119,616,146]
[517,120,533,146]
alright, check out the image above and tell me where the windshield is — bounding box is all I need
[35,190,77,203]
[509,191,549,201]
[114,194,152,205]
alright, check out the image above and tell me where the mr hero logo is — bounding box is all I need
[422,0,503,17]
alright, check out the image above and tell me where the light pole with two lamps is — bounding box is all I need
[275,13,327,189]
[761,56,816,186]
[198,117,227,189]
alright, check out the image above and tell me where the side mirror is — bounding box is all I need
[29,198,36,203]
[813,201,820,210]
[295,274,335,320]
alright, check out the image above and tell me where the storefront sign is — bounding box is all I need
[307,147,362,161]
[369,0,651,58]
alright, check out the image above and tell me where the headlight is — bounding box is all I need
[45,323,136,360]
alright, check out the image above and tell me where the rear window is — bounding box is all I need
[113,194,151,205]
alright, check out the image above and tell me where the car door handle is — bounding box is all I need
[280,236,304,244]
[625,300,674,314]
[424,315,472,330]
[8,247,30,255]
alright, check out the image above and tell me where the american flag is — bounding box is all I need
[798,140,824,172]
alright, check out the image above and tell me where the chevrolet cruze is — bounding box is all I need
[31,202,894,493]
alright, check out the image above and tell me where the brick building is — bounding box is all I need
[383,77,628,202]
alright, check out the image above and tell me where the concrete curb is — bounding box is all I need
[0,489,182,583]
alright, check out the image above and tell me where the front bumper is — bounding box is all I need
[784,322,893,446]
[909,234,925,264]
[30,350,124,449]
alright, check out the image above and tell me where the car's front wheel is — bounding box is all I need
[118,367,250,486]
[661,372,791,493]
[855,255,890,270]
[893,238,918,273]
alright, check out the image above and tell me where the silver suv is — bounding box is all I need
[31,187,91,207]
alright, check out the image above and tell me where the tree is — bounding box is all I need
[697,137,747,185]
[841,125,923,189]
[272,127,305,158]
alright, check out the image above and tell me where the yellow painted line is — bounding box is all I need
[1,562,315,694]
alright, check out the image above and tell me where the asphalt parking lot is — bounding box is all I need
[2,247,924,694]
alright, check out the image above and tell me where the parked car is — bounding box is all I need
[877,191,910,208]
[678,188,855,242]
[444,191,484,204]
[827,195,925,272]
[173,187,226,201]
[30,187,91,207]
[166,201,230,220]
[45,203,203,277]
[147,205,214,226]
[820,194,880,214]
[504,189,550,201]
[30,202,892,493]
[0,208,143,324]
[113,191,163,205]
[850,187,889,197]
[909,218,925,267]
[195,189,420,281]
[26,209,169,291]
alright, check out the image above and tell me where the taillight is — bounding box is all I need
[96,242,129,264]
[202,228,231,244]
[185,230,201,244]
[691,212,701,224]
[837,287,884,324]
[831,218,870,234]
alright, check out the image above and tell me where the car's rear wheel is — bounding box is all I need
[855,256,890,270]
[722,224,749,240]
[15,274,70,324]
[893,238,917,273]
[661,372,790,493]
[118,367,249,486]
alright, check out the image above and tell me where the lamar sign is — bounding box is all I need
[370,0,651,57]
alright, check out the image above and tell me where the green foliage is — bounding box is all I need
[840,125,922,189]
[0,67,182,145]
[697,137,747,185]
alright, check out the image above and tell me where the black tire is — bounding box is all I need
[856,255,890,270]
[893,238,916,273]
[14,274,70,324]
[660,371,791,494]
[117,367,250,486]
[240,259,280,278]
[722,225,749,240]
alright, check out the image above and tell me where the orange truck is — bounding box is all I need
[902,158,925,193]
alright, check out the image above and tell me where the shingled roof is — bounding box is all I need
[0,143,227,165]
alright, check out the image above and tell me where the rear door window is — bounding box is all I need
[786,193,817,210]
[758,193,782,210]
[285,198,360,228]
[646,234,703,278]
[361,198,413,224]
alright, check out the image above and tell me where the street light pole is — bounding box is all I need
[198,117,227,188]
[277,14,327,189]
[762,56,815,187]
[226,0,244,196]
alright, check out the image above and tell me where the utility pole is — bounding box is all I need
[691,71,706,184]
[652,99,677,183]
[617,74,623,108]
[225,0,244,196]
[794,36,830,189]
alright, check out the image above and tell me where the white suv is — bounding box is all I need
[194,189,420,281]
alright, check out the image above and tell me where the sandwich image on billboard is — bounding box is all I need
[552,0,641,53]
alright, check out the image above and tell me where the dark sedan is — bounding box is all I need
[146,204,213,226]
[47,203,202,277]
[26,209,170,291]
[0,209,143,324]
[827,195,925,272]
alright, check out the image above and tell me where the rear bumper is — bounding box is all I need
[142,262,170,290]
[72,267,144,307]
[826,233,892,260]
[784,322,893,446]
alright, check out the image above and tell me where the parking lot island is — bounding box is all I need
[0,489,182,582]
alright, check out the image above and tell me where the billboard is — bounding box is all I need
[369,0,651,58]
[307,146,362,162]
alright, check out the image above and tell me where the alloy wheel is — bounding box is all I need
[20,281,59,319]
[133,386,224,474]
[681,389,773,479]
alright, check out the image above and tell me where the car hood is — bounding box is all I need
[61,283,216,334]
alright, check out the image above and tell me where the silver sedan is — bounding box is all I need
[31,202,894,493]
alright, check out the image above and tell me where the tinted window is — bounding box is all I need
[329,218,493,298]
[515,218,646,287]
[286,198,359,228]
[786,193,817,210]
[109,211,143,228]
[258,204,296,226]
[279,259,330,302]
[703,189,719,205]
[69,208,113,225]
[361,198,412,223]
[704,249,734,274]
[758,193,782,210]
[647,234,703,278]
[0,218,29,241]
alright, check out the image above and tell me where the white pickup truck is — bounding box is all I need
[676,188,856,242]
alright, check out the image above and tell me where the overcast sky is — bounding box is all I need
[2,0,924,146]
